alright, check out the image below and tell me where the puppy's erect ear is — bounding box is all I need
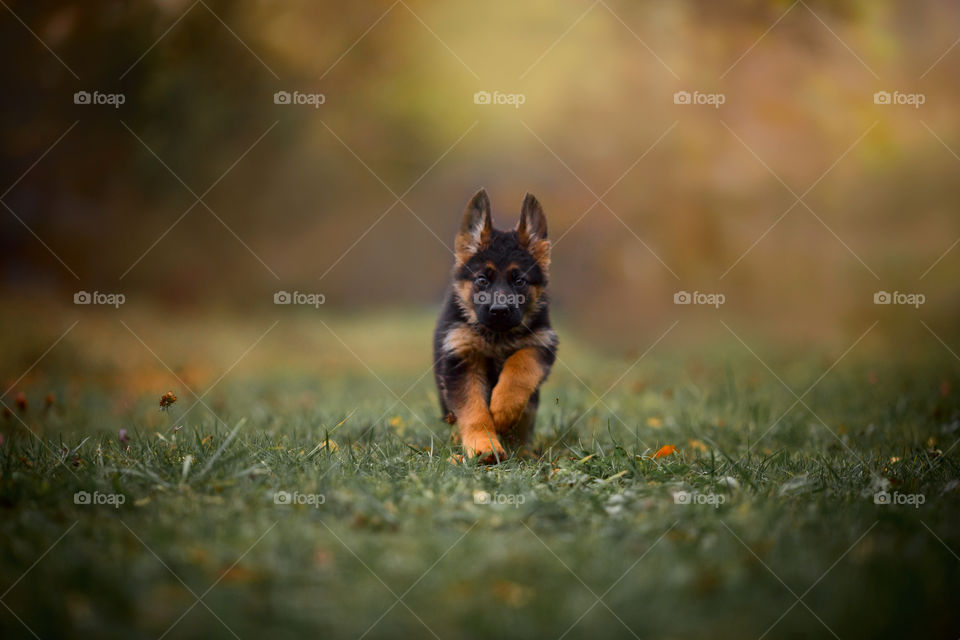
[517,192,550,267]
[456,188,492,263]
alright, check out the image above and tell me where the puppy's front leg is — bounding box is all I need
[446,357,505,462]
[490,347,547,434]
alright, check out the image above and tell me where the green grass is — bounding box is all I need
[1,310,959,639]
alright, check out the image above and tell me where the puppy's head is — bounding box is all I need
[452,189,550,332]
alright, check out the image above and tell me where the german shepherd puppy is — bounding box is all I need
[433,189,558,462]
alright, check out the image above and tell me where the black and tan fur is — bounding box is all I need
[433,189,558,462]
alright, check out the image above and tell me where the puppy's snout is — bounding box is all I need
[489,304,509,319]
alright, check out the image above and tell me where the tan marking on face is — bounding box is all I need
[453,280,478,324]
[521,284,544,322]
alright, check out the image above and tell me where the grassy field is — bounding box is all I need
[1,307,959,639]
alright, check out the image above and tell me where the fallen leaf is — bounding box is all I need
[653,445,676,459]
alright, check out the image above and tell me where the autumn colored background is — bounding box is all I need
[1,0,958,350]
[2,3,960,639]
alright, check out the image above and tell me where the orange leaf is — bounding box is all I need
[653,445,676,459]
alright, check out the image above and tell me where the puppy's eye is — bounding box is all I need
[474,275,489,288]
[513,276,527,288]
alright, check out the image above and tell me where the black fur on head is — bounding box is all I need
[452,189,550,332]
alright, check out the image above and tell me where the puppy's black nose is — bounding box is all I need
[489,304,509,318]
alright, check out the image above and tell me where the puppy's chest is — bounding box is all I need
[481,338,524,364]
[473,338,526,370]
[443,324,538,364]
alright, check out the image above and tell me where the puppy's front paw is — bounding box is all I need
[460,424,506,463]
[490,390,529,432]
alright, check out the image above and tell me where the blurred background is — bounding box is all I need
[1,0,959,369]
[4,6,960,638]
